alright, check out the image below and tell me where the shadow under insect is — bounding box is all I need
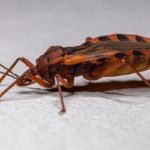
[49,80,148,93]
[1,80,150,104]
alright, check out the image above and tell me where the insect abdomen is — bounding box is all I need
[106,50,150,77]
[85,34,150,44]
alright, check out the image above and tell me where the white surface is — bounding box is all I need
[0,0,150,150]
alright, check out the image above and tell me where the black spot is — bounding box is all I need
[49,65,58,74]
[135,35,146,42]
[133,50,143,56]
[74,63,96,76]
[64,47,77,55]
[47,57,50,62]
[117,34,129,41]
[83,63,96,72]
[98,36,111,42]
[97,58,107,63]
[115,53,126,58]
[82,41,92,47]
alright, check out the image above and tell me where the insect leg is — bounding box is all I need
[0,72,53,98]
[55,75,66,113]
[0,57,35,83]
[57,75,74,88]
[0,64,19,78]
[0,71,17,79]
[122,59,150,87]
[0,78,20,98]
[27,73,53,88]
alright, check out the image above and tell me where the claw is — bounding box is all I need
[59,109,66,115]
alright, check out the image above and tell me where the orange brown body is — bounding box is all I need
[37,33,150,81]
[1,33,150,113]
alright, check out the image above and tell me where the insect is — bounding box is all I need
[1,33,150,113]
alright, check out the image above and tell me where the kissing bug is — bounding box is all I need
[1,33,150,113]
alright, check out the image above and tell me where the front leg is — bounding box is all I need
[55,75,74,114]
[57,75,74,88]
[0,57,35,83]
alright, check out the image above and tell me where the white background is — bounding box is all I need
[0,0,150,150]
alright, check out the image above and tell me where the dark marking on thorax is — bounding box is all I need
[63,47,80,55]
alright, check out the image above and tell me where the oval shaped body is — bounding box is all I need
[36,34,150,81]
